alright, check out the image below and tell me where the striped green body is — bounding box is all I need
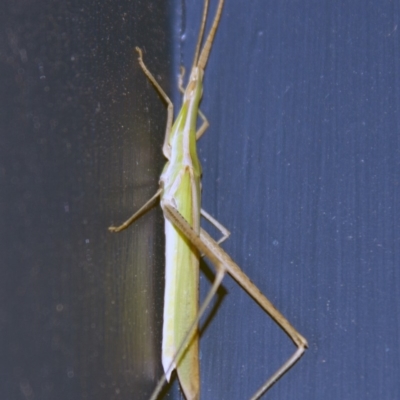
[160,68,204,399]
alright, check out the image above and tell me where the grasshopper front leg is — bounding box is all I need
[135,47,174,160]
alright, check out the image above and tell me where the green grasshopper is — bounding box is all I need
[109,0,308,398]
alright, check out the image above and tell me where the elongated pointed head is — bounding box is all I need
[183,67,204,104]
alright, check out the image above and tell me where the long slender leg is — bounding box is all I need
[201,208,230,244]
[249,347,305,400]
[196,110,209,140]
[162,201,308,399]
[135,47,174,159]
[200,228,307,399]
[108,188,162,233]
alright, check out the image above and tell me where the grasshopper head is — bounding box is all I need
[183,67,204,104]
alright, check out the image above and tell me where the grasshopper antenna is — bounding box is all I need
[197,0,225,70]
[191,0,210,71]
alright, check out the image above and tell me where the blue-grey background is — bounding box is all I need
[1,0,399,399]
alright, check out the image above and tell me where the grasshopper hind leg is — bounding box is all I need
[162,202,308,400]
